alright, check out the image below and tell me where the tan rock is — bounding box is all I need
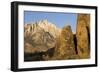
[76,14,90,58]
[54,25,78,60]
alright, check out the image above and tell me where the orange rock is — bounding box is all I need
[54,25,78,60]
[76,14,90,58]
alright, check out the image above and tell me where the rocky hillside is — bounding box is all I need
[24,20,61,61]
[24,14,90,61]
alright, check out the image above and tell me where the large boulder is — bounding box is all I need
[76,14,90,58]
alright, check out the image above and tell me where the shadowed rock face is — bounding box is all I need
[76,14,90,58]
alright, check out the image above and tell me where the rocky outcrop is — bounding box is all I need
[53,26,78,60]
[76,14,90,58]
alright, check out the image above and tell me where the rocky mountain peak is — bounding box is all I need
[24,20,61,54]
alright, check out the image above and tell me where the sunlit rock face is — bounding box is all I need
[24,20,61,61]
[53,26,78,60]
[76,14,90,59]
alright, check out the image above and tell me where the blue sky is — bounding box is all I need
[24,11,78,32]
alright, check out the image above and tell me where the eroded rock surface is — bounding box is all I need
[76,14,90,58]
[53,26,78,60]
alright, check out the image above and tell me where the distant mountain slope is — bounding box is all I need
[24,20,61,54]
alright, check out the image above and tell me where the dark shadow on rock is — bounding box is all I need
[24,47,55,61]
[73,34,78,54]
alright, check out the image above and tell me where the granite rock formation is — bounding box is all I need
[76,14,90,59]
[24,20,61,61]
[53,26,78,60]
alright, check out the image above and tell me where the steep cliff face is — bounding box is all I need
[38,20,61,38]
[76,14,90,58]
[53,26,78,60]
